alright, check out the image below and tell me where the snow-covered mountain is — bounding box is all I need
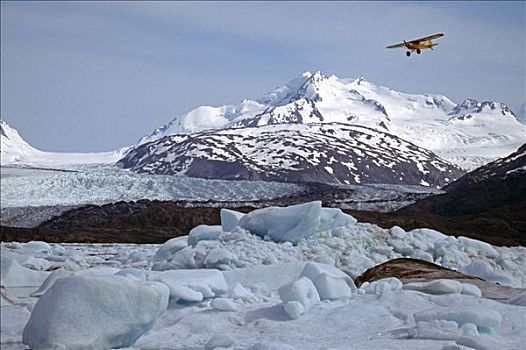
[515,103,526,125]
[0,120,126,167]
[1,120,40,165]
[118,123,464,187]
[138,72,526,170]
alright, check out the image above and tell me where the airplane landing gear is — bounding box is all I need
[416,49,421,54]
[406,51,411,57]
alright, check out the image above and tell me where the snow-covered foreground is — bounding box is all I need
[1,202,525,350]
[0,165,303,208]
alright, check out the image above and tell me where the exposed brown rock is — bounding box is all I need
[354,258,526,301]
[354,258,480,287]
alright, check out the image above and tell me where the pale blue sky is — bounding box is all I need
[1,1,525,151]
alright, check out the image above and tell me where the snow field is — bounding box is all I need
[1,201,525,350]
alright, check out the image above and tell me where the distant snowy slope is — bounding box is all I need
[445,143,526,192]
[1,120,39,164]
[0,121,125,167]
[138,72,526,170]
[349,80,525,169]
[515,103,526,125]
[118,123,464,186]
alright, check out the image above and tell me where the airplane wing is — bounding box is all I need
[408,33,444,44]
[386,42,406,49]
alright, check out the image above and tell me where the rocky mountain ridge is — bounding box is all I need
[118,123,464,186]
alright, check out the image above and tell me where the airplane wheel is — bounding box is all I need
[417,49,421,54]
[406,51,411,57]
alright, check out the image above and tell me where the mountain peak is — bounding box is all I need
[136,72,526,170]
[0,119,40,165]
[450,99,516,118]
[0,120,9,138]
[352,76,367,85]
[301,70,325,78]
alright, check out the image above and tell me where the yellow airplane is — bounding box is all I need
[386,33,444,57]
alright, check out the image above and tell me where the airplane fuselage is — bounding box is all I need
[405,40,437,51]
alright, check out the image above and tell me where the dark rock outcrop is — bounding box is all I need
[355,258,525,301]
[355,258,480,287]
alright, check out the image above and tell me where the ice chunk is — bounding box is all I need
[1,306,31,344]
[300,262,354,286]
[460,323,479,337]
[389,226,406,237]
[283,301,305,320]
[229,283,255,301]
[211,298,239,311]
[22,276,169,350]
[75,266,121,277]
[223,263,305,292]
[153,269,228,302]
[23,241,51,253]
[220,208,245,232]
[153,236,188,262]
[300,262,354,300]
[279,277,320,319]
[1,285,21,306]
[457,236,498,257]
[404,279,463,295]
[50,244,66,256]
[204,247,235,268]
[188,225,223,246]
[456,334,504,350]
[459,260,514,286]
[205,334,235,349]
[410,320,461,340]
[363,277,403,294]
[319,207,357,228]
[31,269,73,297]
[170,285,204,302]
[238,201,322,244]
[414,306,502,329]
[1,256,48,297]
[311,273,352,300]
[460,283,482,298]
[408,228,448,242]
[152,246,197,271]
[19,256,52,271]
[115,267,149,281]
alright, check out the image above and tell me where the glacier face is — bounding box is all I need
[137,72,526,170]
